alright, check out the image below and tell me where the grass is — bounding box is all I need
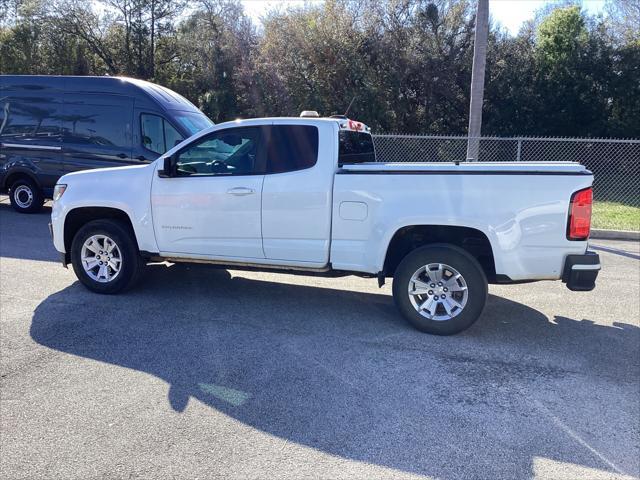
[592,201,640,231]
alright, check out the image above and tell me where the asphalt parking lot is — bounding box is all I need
[1,198,639,480]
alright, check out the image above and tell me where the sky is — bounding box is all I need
[240,0,608,35]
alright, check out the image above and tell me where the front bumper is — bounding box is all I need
[562,251,600,291]
[49,221,68,268]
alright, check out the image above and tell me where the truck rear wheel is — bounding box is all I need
[392,244,488,335]
[70,219,144,294]
[9,177,44,213]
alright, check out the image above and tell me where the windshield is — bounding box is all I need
[172,111,214,136]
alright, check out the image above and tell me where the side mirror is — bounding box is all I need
[158,155,176,177]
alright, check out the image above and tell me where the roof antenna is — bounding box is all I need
[344,96,356,117]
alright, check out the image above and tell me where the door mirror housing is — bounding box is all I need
[158,155,176,177]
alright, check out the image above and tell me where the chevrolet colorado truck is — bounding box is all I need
[50,115,600,335]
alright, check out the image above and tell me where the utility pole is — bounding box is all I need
[466,0,489,161]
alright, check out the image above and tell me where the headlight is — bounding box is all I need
[53,184,67,202]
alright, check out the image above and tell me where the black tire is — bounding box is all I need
[70,219,144,294]
[9,177,44,213]
[392,244,488,335]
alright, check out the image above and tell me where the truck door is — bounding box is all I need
[151,126,265,259]
[260,123,333,265]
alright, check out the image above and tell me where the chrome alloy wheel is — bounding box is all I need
[81,235,122,283]
[13,185,34,209]
[407,263,468,321]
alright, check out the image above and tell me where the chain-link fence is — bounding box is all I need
[372,135,640,208]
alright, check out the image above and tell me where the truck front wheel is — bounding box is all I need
[392,244,488,335]
[70,219,144,294]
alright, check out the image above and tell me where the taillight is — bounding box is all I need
[567,187,592,240]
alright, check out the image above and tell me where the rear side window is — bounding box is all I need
[264,125,318,174]
[0,96,62,142]
[339,131,375,165]
[141,113,183,154]
[63,97,131,149]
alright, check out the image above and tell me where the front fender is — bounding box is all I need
[51,164,158,254]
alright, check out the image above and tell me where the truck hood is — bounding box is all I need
[57,163,156,201]
[60,164,151,183]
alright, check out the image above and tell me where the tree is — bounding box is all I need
[533,6,611,136]
[1,0,638,138]
[605,0,640,46]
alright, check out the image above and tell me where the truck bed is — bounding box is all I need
[331,161,593,279]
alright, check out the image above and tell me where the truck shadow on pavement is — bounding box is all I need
[30,263,639,479]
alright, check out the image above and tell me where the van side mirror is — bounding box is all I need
[158,155,176,177]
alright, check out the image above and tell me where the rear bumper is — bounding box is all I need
[562,251,600,291]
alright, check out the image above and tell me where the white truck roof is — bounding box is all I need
[213,116,371,132]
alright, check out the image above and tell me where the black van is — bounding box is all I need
[0,75,213,212]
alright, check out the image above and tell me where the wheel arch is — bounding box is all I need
[2,168,41,191]
[383,224,497,282]
[63,207,138,264]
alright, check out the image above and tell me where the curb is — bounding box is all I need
[591,229,640,241]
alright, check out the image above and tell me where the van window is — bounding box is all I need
[339,131,376,165]
[141,114,183,154]
[0,96,62,142]
[264,125,318,174]
[63,102,131,148]
[0,100,5,131]
[173,111,213,136]
[164,122,182,150]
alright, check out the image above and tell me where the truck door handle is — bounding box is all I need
[117,153,127,159]
[135,155,147,161]
[227,187,255,196]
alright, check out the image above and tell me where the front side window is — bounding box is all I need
[175,127,261,176]
[141,113,184,154]
[264,125,319,174]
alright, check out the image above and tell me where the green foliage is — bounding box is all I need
[537,6,587,67]
[1,0,638,138]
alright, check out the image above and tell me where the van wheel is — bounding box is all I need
[9,178,44,213]
[392,244,488,335]
[70,219,144,294]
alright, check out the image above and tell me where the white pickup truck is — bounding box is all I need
[50,115,600,335]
